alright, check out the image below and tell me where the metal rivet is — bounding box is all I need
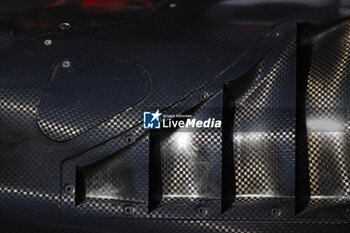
[64,184,75,194]
[271,208,281,217]
[62,60,71,68]
[275,32,281,37]
[124,135,135,145]
[44,39,52,46]
[200,92,209,100]
[124,206,135,215]
[197,206,208,216]
[59,22,71,31]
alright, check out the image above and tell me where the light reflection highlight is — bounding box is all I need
[307,118,343,132]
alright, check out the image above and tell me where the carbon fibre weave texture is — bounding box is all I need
[306,21,350,207]
[1,1,350,233]
[59,30,297,221]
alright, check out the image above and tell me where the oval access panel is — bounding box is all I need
[38,58,150,141]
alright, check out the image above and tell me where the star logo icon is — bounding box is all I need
[150,109,162,122]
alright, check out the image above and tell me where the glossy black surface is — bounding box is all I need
[1,1,350,232]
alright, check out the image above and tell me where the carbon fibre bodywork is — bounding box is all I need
[1,0,350,232]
